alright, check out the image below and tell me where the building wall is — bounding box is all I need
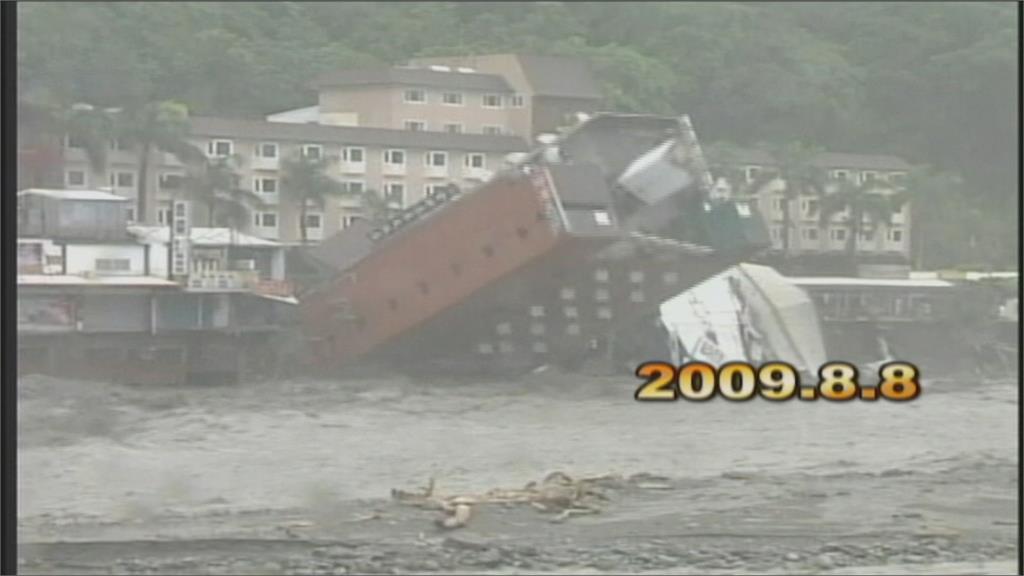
[319,84,523,136]
[732,172,911,259]
[63,243,149,276]
[78,294,151,332]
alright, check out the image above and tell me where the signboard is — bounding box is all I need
[171,200,192,277]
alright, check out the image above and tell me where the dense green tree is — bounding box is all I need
[16,2,1017,266]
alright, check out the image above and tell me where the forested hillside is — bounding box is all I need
[17,2,1018,267]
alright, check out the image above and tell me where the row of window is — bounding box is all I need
[769,226,904,244]
[212,139,489,170]
[744,165,907,185]
[402,120,505,135]
[403,89,525,109]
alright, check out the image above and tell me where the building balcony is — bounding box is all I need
[185,269,260,292]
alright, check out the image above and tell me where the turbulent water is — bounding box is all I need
[17,371,1020,574]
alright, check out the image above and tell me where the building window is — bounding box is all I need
[254,177,277,194]
[404,120,427,132]
[888,228,904,243]
[341,146,364,163]
[426,151,448,168]
[125,206,136,222]
[208,139,233,158]
[110,138,130,151]
[340,214,363,229]
[771,197,784,214]
[302,144,323,160]
[342,180,365,195]
[482,94,503,108]
[442,92,464,106]
[830,228,847,241]
[745,166,760,182]
[424,183,447,197]
[110,171,135,188]
[482,125,504,135]
[256,142,278,158]
[800,198,819,218]
[254,212,278,228]
[159,173,183,190]
[157,206,172,225]
[95,258,131,272]
[801,228,819,241]
[404,89,426,103]
[509,94,525,107]
[65,134,85,149]
[383,149,405,166]
[444,123,463,134]
[862,171,878,184]
[384,182,405,208]
[303,213,323,229]
[464,153,486,169]
[66,170,86,187]
[832,170,849,181]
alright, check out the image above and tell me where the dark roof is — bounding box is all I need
[189,117,528,153]
[312,67,513,93]
[708,146,913,172]
[547,163,613,207]
[517,54,603,100]
[304,219,376,273]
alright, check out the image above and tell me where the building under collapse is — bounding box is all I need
[298,114,771,375]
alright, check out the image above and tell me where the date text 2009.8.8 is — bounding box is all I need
[634,361,920,402]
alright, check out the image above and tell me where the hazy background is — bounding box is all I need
[17,1,1018,269]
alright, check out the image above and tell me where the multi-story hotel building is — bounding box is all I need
[49,53,605,244]
[709,148,915,260]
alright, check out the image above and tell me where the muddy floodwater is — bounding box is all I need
[17,372,1019,574]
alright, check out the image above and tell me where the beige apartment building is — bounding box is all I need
[60,117,527,244]
[270,53,603,140]
[710,148,915,259]
[52,54,604,244]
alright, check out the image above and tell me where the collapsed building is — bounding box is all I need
[298,114,772,375]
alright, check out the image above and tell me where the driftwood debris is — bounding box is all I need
[392,471,622,529]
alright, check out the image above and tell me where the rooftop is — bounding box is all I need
[190,116,528,154]
[18,188,131,202]
[18,274,179,288]
[515,54,603,100]
[312,66,513,93]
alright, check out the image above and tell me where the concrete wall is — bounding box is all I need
[63,243,149,276]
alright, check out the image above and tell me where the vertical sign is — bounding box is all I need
[170,199,191,278]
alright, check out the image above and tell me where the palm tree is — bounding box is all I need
[280,152,346,244]
[819,178,910,256]
[118,100,199,224]
[182,154,265,229]
[18,99,119,188]
[61,103,119,183]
